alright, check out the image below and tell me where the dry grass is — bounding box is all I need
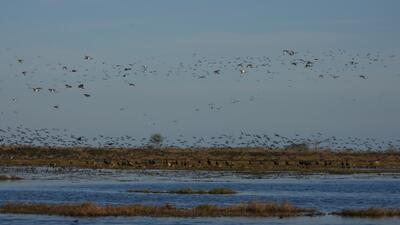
[207,188,237,195]
[0,175,22,181]
[128,188,237,195]
[0,202,318,217]
[333,208,400,218]
[1,145,400,173]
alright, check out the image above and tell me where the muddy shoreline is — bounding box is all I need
[1,146,400,173]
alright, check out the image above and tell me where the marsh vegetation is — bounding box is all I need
[333,208,400,218]
[1,145,399,173]
[0,202,318,218]
[0,175,22,181]
[127,188,237,195]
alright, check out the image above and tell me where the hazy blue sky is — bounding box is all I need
[1,0,400,146]
[1,0,400,55]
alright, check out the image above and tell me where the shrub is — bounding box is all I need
[148,133,164,149]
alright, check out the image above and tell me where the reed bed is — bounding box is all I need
[333,208,400,218]
[127,188,237,195]
[0,175,22,181]
[0,202,318,217]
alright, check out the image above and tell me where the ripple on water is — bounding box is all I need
[1,167,400,224]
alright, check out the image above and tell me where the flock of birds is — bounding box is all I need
[1,126,400,151]
[0,48,399,150]
[2,49,395,110]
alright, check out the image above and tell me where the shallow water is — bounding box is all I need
[0,214,399,225]
[1,167,400,225]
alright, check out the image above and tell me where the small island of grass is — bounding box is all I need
[127,187,237,195]
[333,208,400,218]
[0,175,23,181]
[0,201,318,217]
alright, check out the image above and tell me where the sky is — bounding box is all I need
[0,0,400,147]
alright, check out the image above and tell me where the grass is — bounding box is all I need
[208,188,237,195]
[0,202,317,217]
[333,208,400,218]
[0,175,22,181]
[127,188,237,195]
[1,145,400,173]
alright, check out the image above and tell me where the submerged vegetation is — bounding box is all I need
[333,208,400,218]
[0,202,318,217]
[127,188,237,195]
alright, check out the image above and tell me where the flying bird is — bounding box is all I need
[283,49,295,56]
[84,55,93,60]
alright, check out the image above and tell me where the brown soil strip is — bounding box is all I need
[0,202,318,217]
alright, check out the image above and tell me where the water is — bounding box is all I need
[1,167,399,224]
[0,215,398,225]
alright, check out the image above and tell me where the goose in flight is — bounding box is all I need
[84,55,93,60]
[283,49,295,56]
